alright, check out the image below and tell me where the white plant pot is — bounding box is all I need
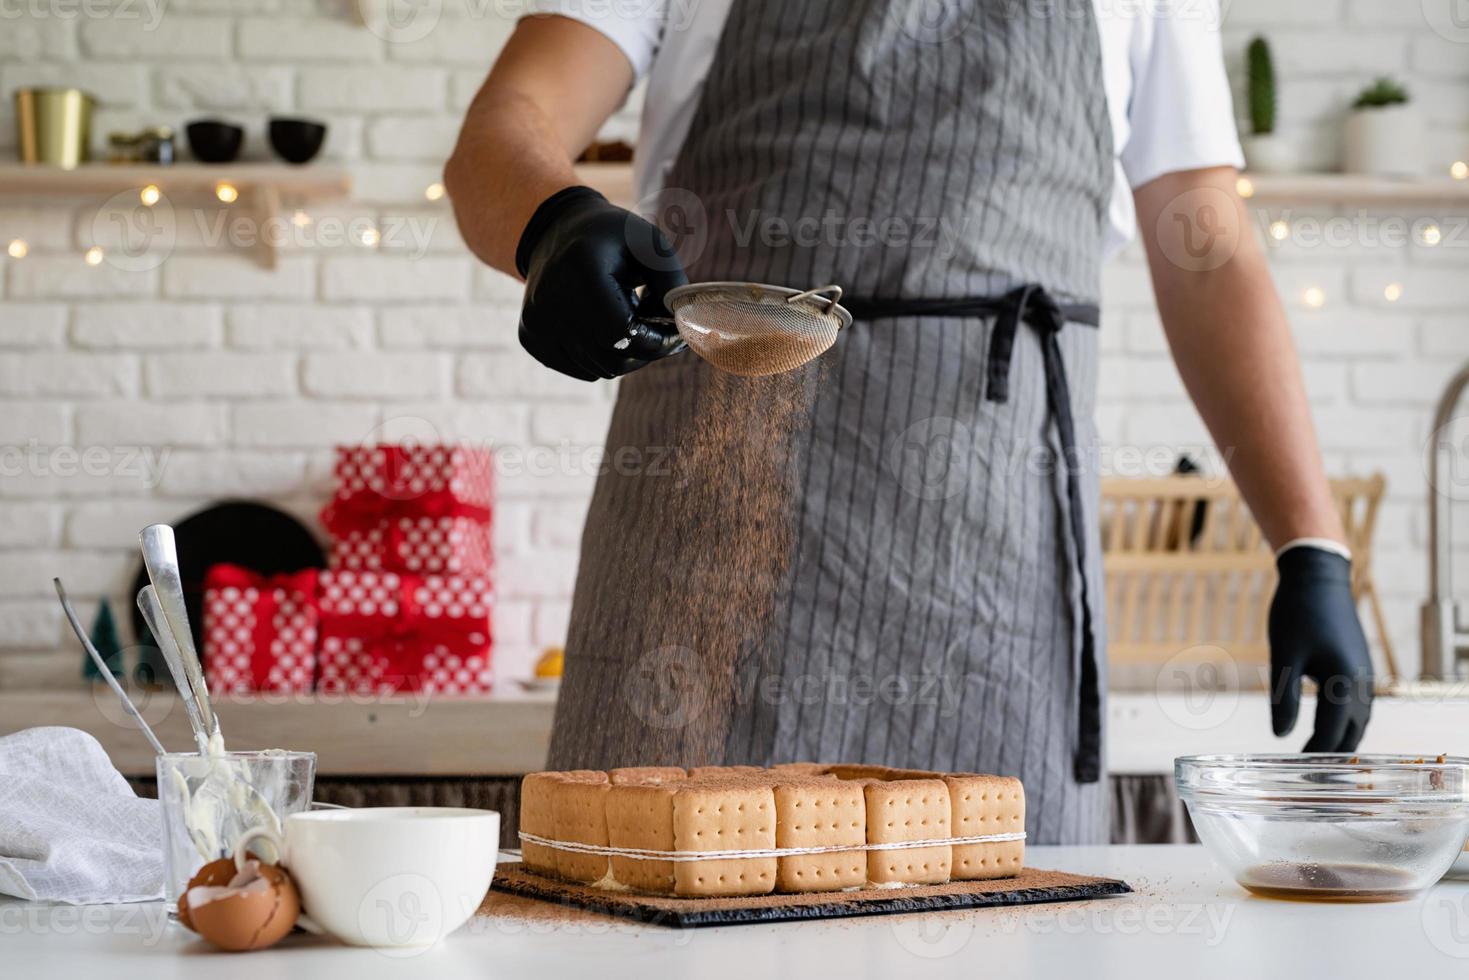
[1343,104,1424,177]
[1240,134,1299,174]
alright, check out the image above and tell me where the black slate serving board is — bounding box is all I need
[489,863,1132,929]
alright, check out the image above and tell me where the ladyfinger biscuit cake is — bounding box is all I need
[516,764,1025,898]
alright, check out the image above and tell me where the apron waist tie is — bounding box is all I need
[845,286,1103,785]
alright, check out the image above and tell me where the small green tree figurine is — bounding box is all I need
[1248,36,1277,136]
[82,599,123,681]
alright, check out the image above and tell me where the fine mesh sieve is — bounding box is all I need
[645,282,851,377]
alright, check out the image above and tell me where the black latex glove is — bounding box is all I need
[1268,545,1374,753]
[515,185,688,380]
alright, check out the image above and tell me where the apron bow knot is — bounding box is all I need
[985,284,1067,404]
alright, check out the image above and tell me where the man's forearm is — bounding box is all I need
[444,16,634,277]
[1136,167,1348,551]
[445,87,579,275]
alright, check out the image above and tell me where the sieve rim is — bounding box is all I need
[664,281,853,331]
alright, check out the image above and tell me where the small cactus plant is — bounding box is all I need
[1353,77,1410,110]
[1247,36,1276,136]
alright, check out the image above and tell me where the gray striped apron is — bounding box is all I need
[549,0,1114,843]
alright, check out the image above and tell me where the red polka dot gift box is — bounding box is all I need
[327,514,493,576]
[316,569,493,695]
[321,444,494,577]
[203,566,320,694]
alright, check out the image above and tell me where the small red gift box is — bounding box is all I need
[322,444,494,577]
[327,444,493,514]
[316,569,493,695]
[203,566,319,694]
[328,514,492,576]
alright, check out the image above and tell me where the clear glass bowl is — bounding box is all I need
[156,749,316,903]
[1176,754,1469,902]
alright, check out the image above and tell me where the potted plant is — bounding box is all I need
[1240,36,1296,173]
[1344,77,1423,176]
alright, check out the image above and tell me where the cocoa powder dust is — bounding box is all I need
[637,363,819,768]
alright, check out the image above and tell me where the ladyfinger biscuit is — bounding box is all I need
[609,766,688,785]
[518,771,564,876]
[772,778,866,892]
[863,778,952,886]
[549,772,612,884]
[604,783,678,894]
[945,774,1025,880]
[671,781,777,897]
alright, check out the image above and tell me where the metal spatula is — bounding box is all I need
[139,523,217,742]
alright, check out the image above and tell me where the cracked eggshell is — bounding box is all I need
[178,857,237,932]
[182,859,301,951]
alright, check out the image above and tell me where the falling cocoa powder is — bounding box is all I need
[549,352,826,776]
[630,363,818,768]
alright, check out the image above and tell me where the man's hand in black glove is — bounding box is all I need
[1268,544,1374,752]
[515,185,688,380]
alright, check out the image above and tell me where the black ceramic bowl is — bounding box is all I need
[268,117,328,165]
[185,119,244,163]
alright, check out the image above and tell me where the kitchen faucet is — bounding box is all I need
[1421,363,1469,679]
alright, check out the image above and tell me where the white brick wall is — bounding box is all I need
[0,2,1465,689]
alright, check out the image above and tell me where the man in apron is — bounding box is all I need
[446,1,1374,844]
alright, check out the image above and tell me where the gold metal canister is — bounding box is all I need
[14,87,97,169]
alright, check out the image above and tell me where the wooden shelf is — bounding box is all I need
[1240,172,1469,206]
[0,162,352,269]
[0,688,553,778]
[0,162,350,198]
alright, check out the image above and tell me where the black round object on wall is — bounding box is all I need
[185,119,245,163]
[129,501,326,662]
[268,117,328,165]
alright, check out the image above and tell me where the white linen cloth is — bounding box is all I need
[0,727,163,904]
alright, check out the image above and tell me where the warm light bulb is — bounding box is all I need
[424,181,445,202]
[1236,176,1255,199]
[140,184,161,207]
[1268,220,1290,242]
[1384,282,1404,303]
[1303,286,1326,309]
[1452,161,1469,181]
[7,239,27,259]
[291,210,312,228]
[215,182,239,203]
[84,246,104,266]
[359,226,381,247]
[1421,223,1443,247]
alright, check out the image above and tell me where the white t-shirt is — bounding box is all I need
[528,0,1243,259]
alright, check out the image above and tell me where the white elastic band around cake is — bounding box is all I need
[518,830,1026,862]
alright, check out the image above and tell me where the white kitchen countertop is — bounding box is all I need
[9,845,1469,978]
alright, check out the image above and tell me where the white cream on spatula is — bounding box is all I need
[173,733,285,862]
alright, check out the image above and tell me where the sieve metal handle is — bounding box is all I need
[623,316,685,359]
[788,285,843,316]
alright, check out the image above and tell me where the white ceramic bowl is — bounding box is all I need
[263,806,499,947]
